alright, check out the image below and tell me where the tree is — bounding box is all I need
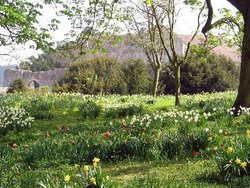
[0,0,59,54]
[201,0,250,114]
[148,0,205,105]
[127,1,166,97]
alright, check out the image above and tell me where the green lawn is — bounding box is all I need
[0,91,250,187]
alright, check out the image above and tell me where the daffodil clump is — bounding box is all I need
[213,133,250,181]
[75,157,116,188]
[0,107,34,134]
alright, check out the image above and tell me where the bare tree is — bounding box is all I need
[127,1,167,96]
[150,0,205,105]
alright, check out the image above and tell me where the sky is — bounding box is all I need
[0,0,237,66]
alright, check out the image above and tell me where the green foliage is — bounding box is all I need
[53,56,122,94]
[79,101,101,119]
[160,46,239,94]
[122,59,151,95]
[2,91,250,187]
[7,78,27,93]
[0,107,33,135]
[21,97,53,120]
[53,57,151,95]
[0,0,55,50]
[105,104,144,118]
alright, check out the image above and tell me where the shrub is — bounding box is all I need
[0,107,33,135]
[21,97,53,120]
[160,46,239,94]
[7,78,27,93]
[53,56,123,94]
[122,59,151,95]
[79,101,101,119]
[105,104,143,118]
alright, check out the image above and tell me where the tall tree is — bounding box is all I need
[127,1,166,97]
[201,0,250,113]
[150,0,205,105]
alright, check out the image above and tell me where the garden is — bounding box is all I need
[0,90,250,187]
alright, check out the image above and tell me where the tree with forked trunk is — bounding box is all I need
[201,0,250,114]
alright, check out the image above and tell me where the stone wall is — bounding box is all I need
[3,68,66,88]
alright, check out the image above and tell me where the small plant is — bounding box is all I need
[76,157,117,187]
[7,78,27,93]
[79,101,101,119]
[21,97,53,120]
[0,107,33,135]
[213,130,250,181]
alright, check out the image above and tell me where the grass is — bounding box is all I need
[0,91,250,187]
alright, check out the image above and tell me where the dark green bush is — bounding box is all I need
[53,56,123,94]
[122,59,151,95]
[105,104,143,118]
[79,101,101,119]
[21,97,53,120]
[160,46,239,94]
[7,78,27,93]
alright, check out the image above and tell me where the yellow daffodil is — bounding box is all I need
[247,130,250,138]
[227,147,234,153]
[105,175,110,181]
[93,162,98,167]
[227,147,233,153]
[64,175,70,183]
[208,136,213,141]
[90,177,96,185]
[235,158,241,164]
[93,157,100,163]
[83,165,89,172]
[240,161,247,168]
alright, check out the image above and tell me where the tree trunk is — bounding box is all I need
[174,64,181,106]
[152,67,161,97]
[233,5,250,114]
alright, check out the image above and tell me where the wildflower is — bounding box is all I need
[205,128,209,132]
[122,119,126,127]
[235,158,241,164]
[229,160,232,164]
[213,146,218,151]
[240,161,247,168]
[83,165,89,172]
[93,162,98,167]
[208,136,213,141]
[12,143,18,148]
[93,157,100,163]
[247,130,250,139]
[227,147,233,153]
[219,129,223,134]
[103,133,110,138]
[192,151,199,156]
[90,177,96,185]
[64,175,70,183]
[105,175,110,181]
